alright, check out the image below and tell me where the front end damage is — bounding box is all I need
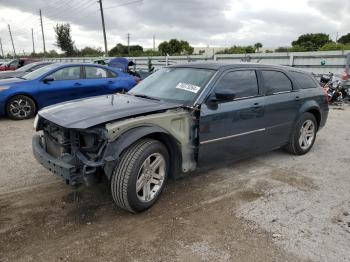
[33,108,198,186]
[33,118,108,185]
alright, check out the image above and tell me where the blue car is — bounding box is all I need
[0,63,137,120]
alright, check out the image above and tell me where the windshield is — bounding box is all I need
[22,64,58,80]
[129,67,215,104]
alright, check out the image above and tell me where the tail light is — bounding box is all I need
[341,71,349,81]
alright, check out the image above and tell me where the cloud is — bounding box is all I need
[0,0,349,55]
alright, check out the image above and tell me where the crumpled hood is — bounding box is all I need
[38,94,182,129]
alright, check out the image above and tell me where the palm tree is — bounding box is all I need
[254,42,263,52]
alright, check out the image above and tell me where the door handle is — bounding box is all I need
[251,102,261,108]
[74,82,82,86]
[107,80,114,84]
[295,96,302,101]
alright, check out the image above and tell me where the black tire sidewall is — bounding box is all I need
[6,95,36,120]
[126,141,169,212]
[292,113,317,155]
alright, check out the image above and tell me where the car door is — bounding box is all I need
[38,66,83,107]
[80,66,124,97]
[259,69,300,147]
[198,69,267,166]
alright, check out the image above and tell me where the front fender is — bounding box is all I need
[103,125,169,179]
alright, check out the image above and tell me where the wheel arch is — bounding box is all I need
[297,101,321,130]
[103,125,182,180]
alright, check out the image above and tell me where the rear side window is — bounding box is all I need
[262,70,292,94]
[291,71,317,89]
[214,70,258,99]
[85,66,108,79]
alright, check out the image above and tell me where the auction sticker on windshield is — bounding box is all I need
[175,83,201,93]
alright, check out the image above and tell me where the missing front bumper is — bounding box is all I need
[32,135,100,186]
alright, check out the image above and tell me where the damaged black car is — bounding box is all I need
[33,63,328,213]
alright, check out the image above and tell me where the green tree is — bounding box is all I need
[319,42,350,51]
[158,39,194,55]
[109,43,144,56]
[79,46,103,56]
[254,42,263,52]
[291,33,333,51]
[158,41,171,55]
[274,47,289,52]
[216,45,255,54]
[338,33,350,44]
[54,23,76,56]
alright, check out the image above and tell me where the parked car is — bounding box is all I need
[32,63,328,213]
[0,61,53,79]
[0,58,39,71]
[0,63,137,120]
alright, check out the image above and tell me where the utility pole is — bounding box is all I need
[0,38,4,58]
[8,24,16,57]
[336,32,339,46]
[39,9,46,54]
[98,0,108,56]
[31,28,35,54]
[153,35,155,51]
[127,33,130,54]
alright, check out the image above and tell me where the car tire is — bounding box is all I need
[6,95,36,120]
[285,112,317,155]
[111,138,169,213]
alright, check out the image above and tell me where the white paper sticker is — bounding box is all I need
[175,82,201,94]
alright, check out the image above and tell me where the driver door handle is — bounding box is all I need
[74,82,82,86]
[251,102,261,108]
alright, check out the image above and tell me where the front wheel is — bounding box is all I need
[6,95,36,120]
[285,112,317,155]
[111,139,169,213]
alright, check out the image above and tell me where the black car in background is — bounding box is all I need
[33,63,329,213]
[0,61,53,79]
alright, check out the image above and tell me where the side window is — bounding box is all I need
[262,70,292,94]
[85,66,109,79]
[49,66,81,81]
[291,71,317,89]
[9,60,19,67]
[214,70,258,99]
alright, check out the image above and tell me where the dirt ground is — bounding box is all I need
[0,106,349,262]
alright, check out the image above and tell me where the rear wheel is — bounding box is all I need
[285,112,317,155]
[6,95,36,120]
[111,139,169,213]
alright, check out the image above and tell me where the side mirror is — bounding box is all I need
[43,76,54,83]
[209,89,236,102]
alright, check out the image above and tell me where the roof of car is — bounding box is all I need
[168,62,309,73]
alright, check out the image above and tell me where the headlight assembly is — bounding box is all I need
[33,114,39,130]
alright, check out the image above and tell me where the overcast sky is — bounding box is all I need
[0,0,349,55]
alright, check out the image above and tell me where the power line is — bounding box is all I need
[104,0,143,9]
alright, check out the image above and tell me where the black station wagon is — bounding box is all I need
[33,63,329,213]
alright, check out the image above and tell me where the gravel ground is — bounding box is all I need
[0,106,349,261]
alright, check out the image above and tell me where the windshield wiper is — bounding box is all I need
[17,76,27,80]
[133,93,160,101]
